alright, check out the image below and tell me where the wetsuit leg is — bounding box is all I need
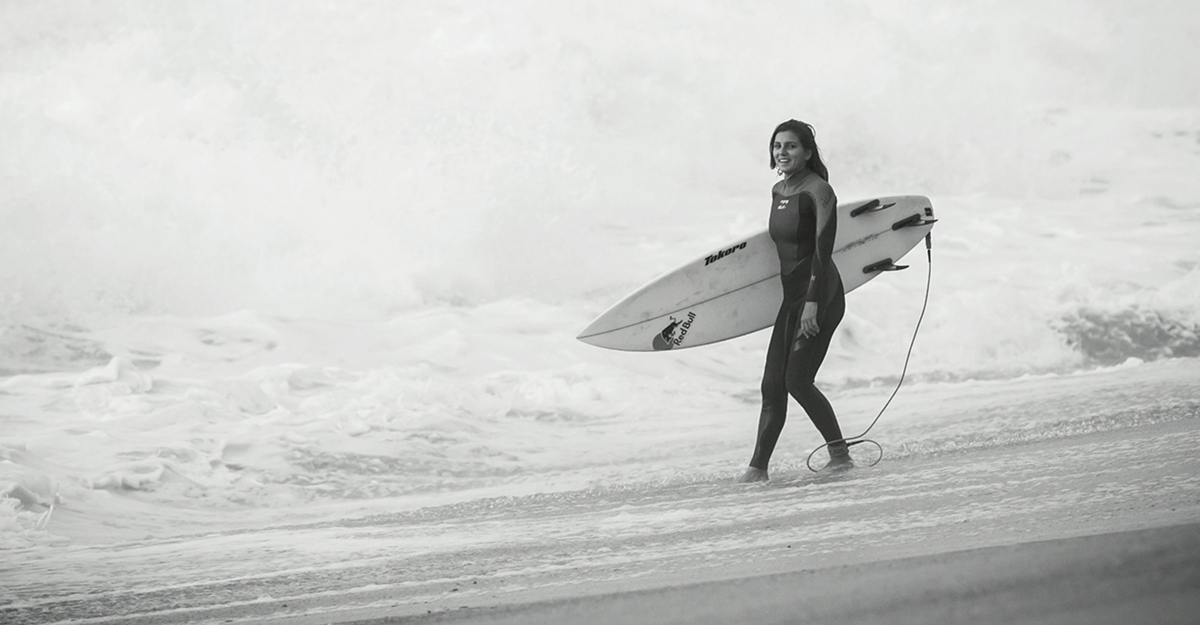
[785,282,846,444]
[750,302,794,470]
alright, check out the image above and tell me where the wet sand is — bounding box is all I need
[345,521,1200,625]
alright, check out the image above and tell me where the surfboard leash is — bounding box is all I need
[805,232,933,472]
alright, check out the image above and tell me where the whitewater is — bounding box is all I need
[2,1,1199,623]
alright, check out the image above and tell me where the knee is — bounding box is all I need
[785,376,816,401]
[761,377,786,405]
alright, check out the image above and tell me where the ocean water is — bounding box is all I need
[2,0,1199,570]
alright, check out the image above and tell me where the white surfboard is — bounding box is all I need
[577,195,936,351]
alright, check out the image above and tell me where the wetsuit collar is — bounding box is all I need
[780,167,814,194]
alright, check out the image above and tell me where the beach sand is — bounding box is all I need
[345,522,1200,625]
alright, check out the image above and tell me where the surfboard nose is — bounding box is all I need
[575,320,603,344]
[576,308,653,350]
[576,309,615,344]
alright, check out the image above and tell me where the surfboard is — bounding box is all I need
[577,195,936,351]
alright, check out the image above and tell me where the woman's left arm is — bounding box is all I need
[798,187,838,337]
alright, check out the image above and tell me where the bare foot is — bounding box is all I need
[736,467,769,483]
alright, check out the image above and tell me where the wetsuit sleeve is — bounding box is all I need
[802,185,838,304]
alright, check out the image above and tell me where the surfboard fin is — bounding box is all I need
[863,258,908,274]
[849,199,896,217]
[891,214,939,230]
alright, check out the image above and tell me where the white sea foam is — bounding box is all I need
[1,0,1198,547]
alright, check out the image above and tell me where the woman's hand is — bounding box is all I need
[799,301,819,338]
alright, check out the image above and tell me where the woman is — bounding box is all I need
[738,119,850,483]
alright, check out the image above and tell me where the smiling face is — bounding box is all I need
[772,130,810,175]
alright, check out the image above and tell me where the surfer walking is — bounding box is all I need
[738,120,851,482]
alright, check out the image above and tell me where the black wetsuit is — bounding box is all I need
[750,170,847,470]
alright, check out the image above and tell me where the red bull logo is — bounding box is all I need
[652,312,697,351]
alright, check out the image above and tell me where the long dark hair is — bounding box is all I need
[769,119,829,182]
